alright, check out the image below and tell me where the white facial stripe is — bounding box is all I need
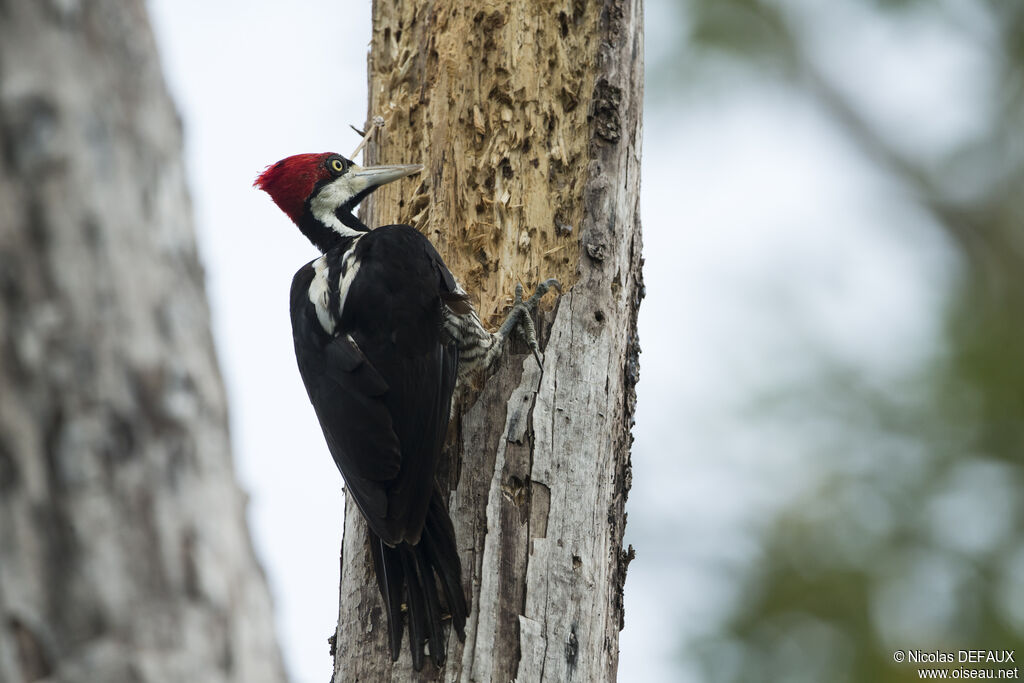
[308,256,335,335]
[309,174,372,237]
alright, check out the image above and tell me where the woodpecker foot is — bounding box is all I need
[493,278,561,368]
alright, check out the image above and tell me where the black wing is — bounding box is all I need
[289,225,458,546]
[290,263,401,532]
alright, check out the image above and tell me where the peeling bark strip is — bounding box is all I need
[334,0,643,680]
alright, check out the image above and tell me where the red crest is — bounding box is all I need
[254,153,333,222]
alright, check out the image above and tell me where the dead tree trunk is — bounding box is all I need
[0,2,285,681]
[332,0,643,680]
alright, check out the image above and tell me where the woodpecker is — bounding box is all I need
[255,152,557,669]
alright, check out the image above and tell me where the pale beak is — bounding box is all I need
[346,163,423,194]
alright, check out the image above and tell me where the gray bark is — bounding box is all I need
[332,0,643,680]
[0,1,285,681]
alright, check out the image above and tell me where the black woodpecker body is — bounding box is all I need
[255,152,557,670]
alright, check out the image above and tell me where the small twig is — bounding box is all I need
[350,115,386,160]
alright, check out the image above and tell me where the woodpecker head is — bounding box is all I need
[255,152,421,250]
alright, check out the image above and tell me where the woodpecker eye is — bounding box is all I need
[330,158,345,174]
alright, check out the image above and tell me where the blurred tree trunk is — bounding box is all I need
[331,0,643,680]
[0,2,285,682]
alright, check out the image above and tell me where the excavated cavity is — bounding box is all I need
[363,0,599,327]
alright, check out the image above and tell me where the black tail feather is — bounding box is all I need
[414,547,446,666]
[369,490,468,671]
[370,539,405,662]
[421,499,468,639]
[398,547,428,670]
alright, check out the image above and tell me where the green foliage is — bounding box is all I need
[654,0,1024,679]
[687,0,795,66]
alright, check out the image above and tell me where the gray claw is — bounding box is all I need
[516,310,542,364]
[524,279,561,308]
[541,278,563,294]
[493,278,562,371]
[520,279,561,368]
